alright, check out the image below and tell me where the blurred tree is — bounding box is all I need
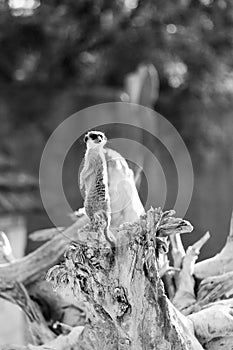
[0,0,233,157]
[0,0,232,267]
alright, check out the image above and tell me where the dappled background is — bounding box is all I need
[0,0,233,260]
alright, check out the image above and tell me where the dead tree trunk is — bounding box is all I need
[46,208,201,349]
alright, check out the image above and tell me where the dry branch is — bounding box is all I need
[170,233,185,269]
[1,326,84,350]
[173,232,210,313]
[194,211,233,279]
[0,233,55,345]
[188,303,233,347]
[29,227,65,242]
[0,217,87,286]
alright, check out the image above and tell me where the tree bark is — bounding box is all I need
[46,208,201,349]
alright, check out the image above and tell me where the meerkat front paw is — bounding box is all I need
[93,210,108,231]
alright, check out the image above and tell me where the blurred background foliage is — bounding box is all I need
[0,0,233,157]
[0,0,232,257]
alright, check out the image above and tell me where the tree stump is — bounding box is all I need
[47,208,201,349]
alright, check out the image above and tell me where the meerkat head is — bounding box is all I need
[84,131,107,149]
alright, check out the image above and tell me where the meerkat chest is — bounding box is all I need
[84,149,108,195]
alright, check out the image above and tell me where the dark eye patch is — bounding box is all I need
[84,132,104,142]
[90,133,98,140]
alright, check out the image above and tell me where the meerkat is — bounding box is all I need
[78,131,145,226]
[80,131,115,244]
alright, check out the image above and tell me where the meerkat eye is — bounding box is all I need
[84,135,88,143]
[90,133,98,140]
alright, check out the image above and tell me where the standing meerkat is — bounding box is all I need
[80,131,114,244]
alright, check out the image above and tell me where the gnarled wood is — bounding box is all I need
[1,326,84,350]
[0,218,87,286]
[0,234,55,345]
[194,211,233,279]
[173,231,210,313]
[47,208,202,349]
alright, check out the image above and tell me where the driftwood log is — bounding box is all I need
[0,146,233,349]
